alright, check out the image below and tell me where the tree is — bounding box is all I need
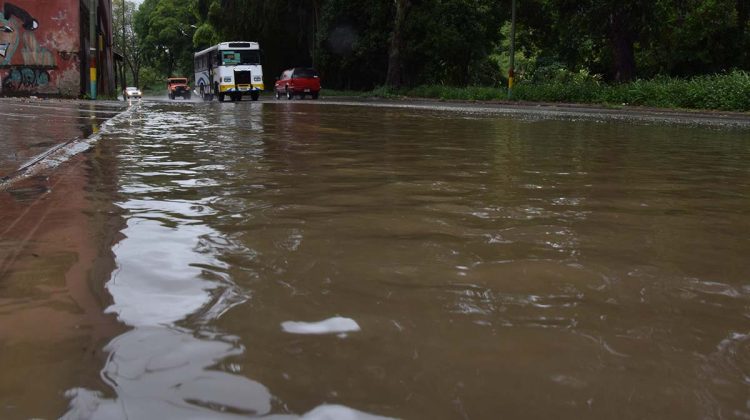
[113,0,143,86]
[527,0,657,82]
[385,0,506,86]
[316,0,392,89]
[520,0,750,82]
[191,0,319,87]
[134,0,196,78]
[133,0,750,89]
[386,0,410,88]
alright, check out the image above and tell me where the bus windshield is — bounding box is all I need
[221,50,260,66]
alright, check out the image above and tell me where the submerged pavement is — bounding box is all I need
[1,96,749,418]
[0,98,124,182]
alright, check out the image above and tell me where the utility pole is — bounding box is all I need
[89,0,97,99]
[508,0,516,99]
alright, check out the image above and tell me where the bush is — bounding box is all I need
[598,71,750,111]
[139,66,166,93]
[357,70,750,112]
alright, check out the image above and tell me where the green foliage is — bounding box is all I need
[527,63,602,85]
[138,66,167,93]
[190,0,318,87]
[515,70,750,111]
[404,0,506,86]
[359,70,750,111]
[130,0,749,106]
[522,0,750,81]
[638,0,749,77]
[316,0,392,89]
[192,23,219,51]
[134,0,196,79]
[599,71,750,111]
[113,0,144,85]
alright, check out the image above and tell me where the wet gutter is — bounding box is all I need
[0,100,132,191]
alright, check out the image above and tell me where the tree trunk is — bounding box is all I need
[735,0,749,68]
[311,0,320,68]
[738,0,749,36]
[608,10,636,82]
[386,0,410,89]
[128,61,139,86]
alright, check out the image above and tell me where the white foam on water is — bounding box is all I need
[281,317,361,335]
[300,404,397,420]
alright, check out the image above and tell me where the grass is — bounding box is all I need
[327,70,750,112]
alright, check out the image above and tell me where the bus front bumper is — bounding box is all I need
[220,84,264,93]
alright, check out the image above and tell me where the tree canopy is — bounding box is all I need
[132,0,750,88]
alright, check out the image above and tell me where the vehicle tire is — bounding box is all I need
[286,89,293,100]
[218,93,225,102]
[251,91,260,101]
[275,90,281,100]
[235,93,242,102]
[311,91,319,100]
[169,93,174,100]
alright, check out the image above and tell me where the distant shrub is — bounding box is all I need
[139,67,166,93]
[528,63,603,86]
[514,69,750,111]
[338,70,750,111]
[611,71,749,111]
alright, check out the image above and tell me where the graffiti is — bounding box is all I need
[21,32,54,66]
[0,2,57,93]
[0,2,54,67]
[3,66,49,89]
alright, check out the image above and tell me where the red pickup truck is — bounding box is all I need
[167,77,191,100]
[274,68,320,100]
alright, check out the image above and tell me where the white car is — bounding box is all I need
[124,86,142,99]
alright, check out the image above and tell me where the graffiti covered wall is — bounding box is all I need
[0,1,80,96]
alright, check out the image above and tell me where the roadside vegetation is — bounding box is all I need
[353,70,750,112]
[113,0,750,111]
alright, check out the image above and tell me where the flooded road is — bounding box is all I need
[2,99,750,419]
[0,100,123,179]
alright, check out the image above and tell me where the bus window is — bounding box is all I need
[238,50,260,65]
[222,51,240,65]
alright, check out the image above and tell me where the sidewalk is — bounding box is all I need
[0,98,124,181]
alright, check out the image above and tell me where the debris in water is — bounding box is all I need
[281,317,361,335]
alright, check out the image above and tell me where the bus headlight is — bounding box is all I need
[254,76,262,82]
[223,77,232,82]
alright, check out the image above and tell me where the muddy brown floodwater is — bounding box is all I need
[2,99,750,419]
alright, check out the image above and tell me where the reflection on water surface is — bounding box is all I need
[57,101,750,419]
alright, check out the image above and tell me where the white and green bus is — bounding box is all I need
[194,41,264,102]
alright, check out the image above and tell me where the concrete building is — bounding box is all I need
[0,0,116,98]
